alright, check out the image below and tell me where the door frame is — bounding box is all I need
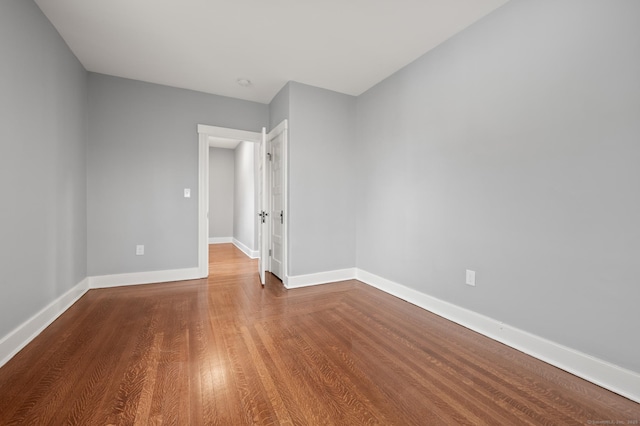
[197,124,260,278]
[196,123,289,283]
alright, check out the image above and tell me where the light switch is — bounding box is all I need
[465,269,476,286]
[184,188,191,198]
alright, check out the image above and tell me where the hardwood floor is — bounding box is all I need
[0,244,638,425]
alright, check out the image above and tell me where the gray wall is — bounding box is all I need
[0,1,87,337]
[355,0,640,372]
[289,82,357,276]
[87,74,268,276]
[209,148,235,239]
[269,82,290,131]
[234,142,256,250]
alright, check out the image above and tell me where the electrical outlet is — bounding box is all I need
[136,245,144,256]
[465,269,476,286]
[184,188,191,198]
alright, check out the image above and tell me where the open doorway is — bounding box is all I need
[197,122,288,285]
[208,142,257,258]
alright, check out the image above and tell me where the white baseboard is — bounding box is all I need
[89,267,201,289]
[232,238,258,259]
[0,278,90,368]
[0,267,202,369]
[355,268,640,404]
[286,268,356,289]
[208,237,233,244]
[5,265,637,404]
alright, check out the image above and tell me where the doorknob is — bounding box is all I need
[280,210,283,224]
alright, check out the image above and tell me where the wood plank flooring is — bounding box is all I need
[0,243,638,425]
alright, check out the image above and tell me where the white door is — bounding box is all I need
[269,128,285,279]
[257,127,268,285]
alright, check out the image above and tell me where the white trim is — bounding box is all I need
[208,237,233,244]
[198,130,210,278]
[355,268,640,404]
[232,238,259,259]
[197,124,262,142]
[5,266,637,403]
[0,278,90,368]
[286,268,357,289]
[89,267,200,289]
[198,125,262,279]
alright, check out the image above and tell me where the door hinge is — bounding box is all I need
[268,249,272,256]
[267,152,272,161]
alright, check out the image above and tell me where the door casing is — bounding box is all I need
[197,122,288,284]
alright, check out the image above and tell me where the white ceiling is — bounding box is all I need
[34,0,509,104]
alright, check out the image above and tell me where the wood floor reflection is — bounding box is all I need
[0,243,638,424]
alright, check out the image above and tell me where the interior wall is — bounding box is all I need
[288,82,357,276]
[233,142,256,250]
[0,0,88,338]
[269,82,290,131]
[209,148,235,239]
[87,73,268,276]
[355,0,640,372]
